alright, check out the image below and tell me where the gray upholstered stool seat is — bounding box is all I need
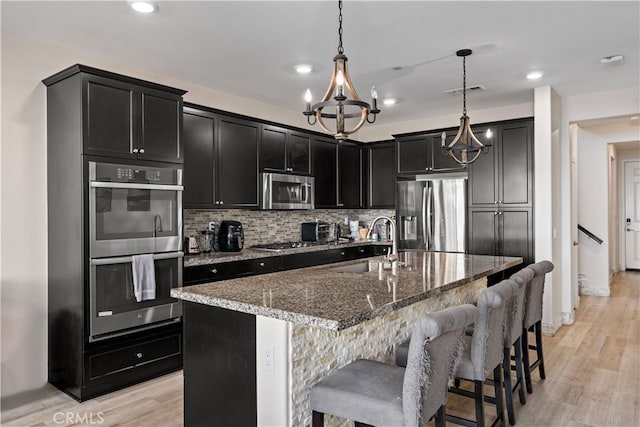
[521,260,554,393]
[311,359,405,426]
[311,304,478,427]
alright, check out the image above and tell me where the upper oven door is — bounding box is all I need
[89,162,183,258]
[260,172,315,210]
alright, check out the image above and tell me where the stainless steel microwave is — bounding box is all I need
[260,172,315,210]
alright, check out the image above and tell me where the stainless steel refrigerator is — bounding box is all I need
[397,173,467,252]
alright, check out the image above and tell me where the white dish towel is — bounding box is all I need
[132,254,156,302]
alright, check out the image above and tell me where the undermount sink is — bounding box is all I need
[331,260,382,274]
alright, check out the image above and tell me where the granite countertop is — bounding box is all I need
[183,240,391,267]
[172,251,522,330]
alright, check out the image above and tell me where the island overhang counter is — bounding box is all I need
[172,251,522,427]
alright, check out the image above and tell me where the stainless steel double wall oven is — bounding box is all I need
[88,161,183,341]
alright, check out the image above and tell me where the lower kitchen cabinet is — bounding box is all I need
[183,245,391,286]
[468,208,534,266]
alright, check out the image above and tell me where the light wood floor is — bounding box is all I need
[2,271,638,427]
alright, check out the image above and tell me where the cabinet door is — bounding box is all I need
[432,132,467,172]
[217,117,259,207]
[499,209,533,264]
[139,89,183,162]
[369,142,395,208]
[312,138,338,208]
[468,209,498,257]
[338,143,363,208]
[499,121,533,207]
[287,132,311,174]
[183,110,215,207]
[85,77,136,158]
[261,125,287,172]
[397,135,430,174]
[468,125,498,207]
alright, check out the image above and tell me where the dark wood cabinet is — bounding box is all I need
[312,137,338,208]
[260,125,311,174]
[217,116,260,207]
[468,208,534,265]
[338,143,364,208]
[82,71,183,163]
[469,119,533,208]
[396,131,467,174]
[183,105,260,208]
[367,141,396,208]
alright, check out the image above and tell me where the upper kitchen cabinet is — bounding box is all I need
[43,64,186,163]
[261,125,311,174]
[468,118,533,208]
[338,142,364,208]
[395,131,465,174]
[183,105,260,208]
[311,137,338,208]
[367,141,395,208]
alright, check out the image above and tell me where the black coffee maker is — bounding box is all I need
[218,220,244,252]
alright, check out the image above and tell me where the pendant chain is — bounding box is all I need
[462,56,467,115]
[337,0,344,55]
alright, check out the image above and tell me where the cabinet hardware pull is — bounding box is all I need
[132,148,139,154]
[210,268,218,274]
[139,148,145,154]
[219,201,224,205]
[136,352,143,358]
[494,211,499,215]
[341,252,345,256]
[259,262,265,267]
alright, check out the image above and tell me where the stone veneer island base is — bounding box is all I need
[172,251,522,427]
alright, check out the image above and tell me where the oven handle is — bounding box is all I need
[91,251,184,266]
[90,181,184,191]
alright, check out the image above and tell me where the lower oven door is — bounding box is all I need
[89,251,183,341]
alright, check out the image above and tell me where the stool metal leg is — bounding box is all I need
[474,380,486,427]
[535,321,546,379]
[493,365,505,424]
[312,410,324,427]
[514,337,527,405]
[434,405,446,427]
[522,327,533,393]
[503,349,516,425]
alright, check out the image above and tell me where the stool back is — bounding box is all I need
[508,267,535,346]
[469,280,515,380]
[523,261,555,329]
[402,304,478,427]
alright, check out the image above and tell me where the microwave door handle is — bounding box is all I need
[90,182,184,191]
[302,183,309,204]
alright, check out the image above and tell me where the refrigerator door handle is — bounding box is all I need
[423,185,433,248]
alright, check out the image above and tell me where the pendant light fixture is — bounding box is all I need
[303,0,380,141]
[441,49,491,166]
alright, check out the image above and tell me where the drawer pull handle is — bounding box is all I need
[136,352,143,359]
[341,252,345,256]
[358,248,365,253]
[259,262,265,267]
[210,268,218,274]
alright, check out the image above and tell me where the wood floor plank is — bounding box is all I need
[2,271,639,426]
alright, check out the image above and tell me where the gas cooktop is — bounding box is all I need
[250,241,324,252]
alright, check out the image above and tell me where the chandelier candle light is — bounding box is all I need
[303,0,380,140]
[441,49,491,166]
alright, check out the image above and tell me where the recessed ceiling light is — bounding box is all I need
[382,98,396,106]
[295,64,313,74]
[129,1,157,14]
[526,71,543,80]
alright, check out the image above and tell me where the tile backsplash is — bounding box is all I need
[184,208,395,247]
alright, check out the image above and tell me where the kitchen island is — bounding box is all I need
[172,251,521,427]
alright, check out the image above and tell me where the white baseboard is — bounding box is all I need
[580,285,610,297]
[562,310,576,325]
[542,317,563,336]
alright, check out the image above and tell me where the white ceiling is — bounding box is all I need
[2,1,639,127]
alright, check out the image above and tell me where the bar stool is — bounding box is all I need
[444,280,516,427]
[310,304,478,427]
[505,267,535,425]
[521,260,554,393]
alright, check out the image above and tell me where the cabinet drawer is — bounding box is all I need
[234,257,280,277]
[89,334,181,380]
[184,262,241,285]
